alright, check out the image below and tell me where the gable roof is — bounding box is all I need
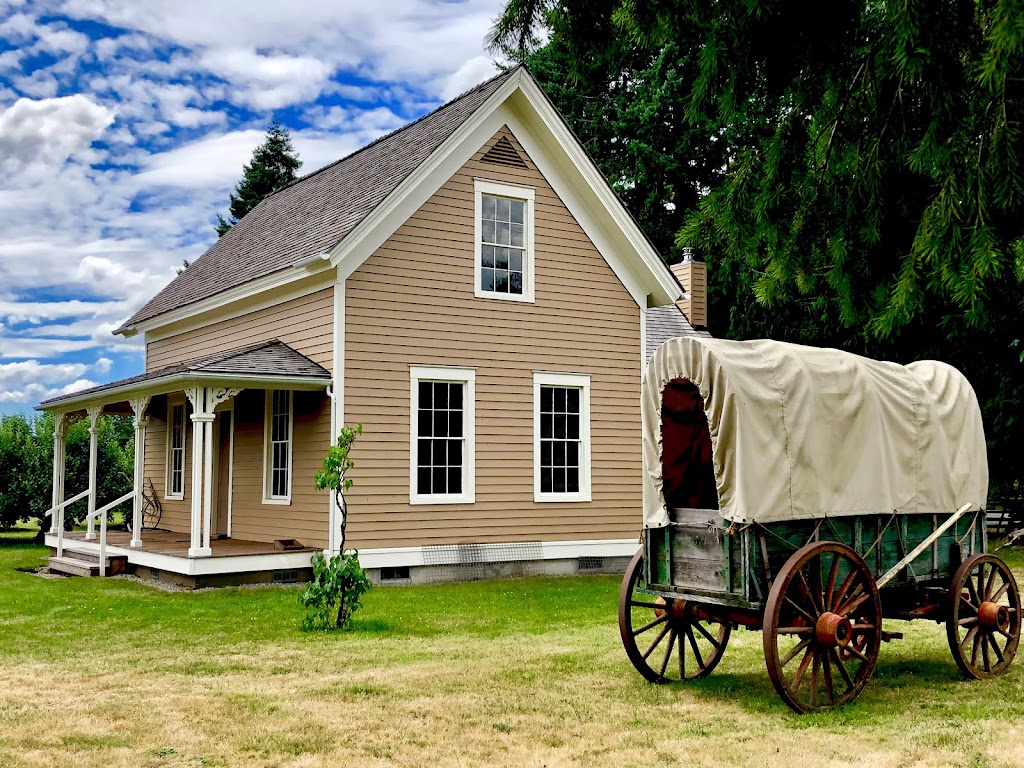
[117,65,681,334]
[37,340,330,411]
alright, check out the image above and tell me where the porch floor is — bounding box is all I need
[59,529,318,558]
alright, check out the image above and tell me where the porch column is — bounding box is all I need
[129,396,151,549]
[49,413,67,534]
[84,406,102,540]
[185,387,211,557]
[202,388,243,552]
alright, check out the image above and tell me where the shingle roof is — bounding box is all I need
[38,340,330,409]
[120,66,521,330]
[645,305,711,362]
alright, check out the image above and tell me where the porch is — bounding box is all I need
[36,340,337,581]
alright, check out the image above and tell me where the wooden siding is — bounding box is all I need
[344,126,642,550]
[141,288,334,547]
[145,286,334,371]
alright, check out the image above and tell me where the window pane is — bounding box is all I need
[540,441,551,466]
[433,439,448,465]
[448,384,463,410]
[481,244,495,268]
[554,387,566,412]
[482,219,496,244]
[417,439,431,466]
[540,387,553,412]
[496,197,510,221]
[481,268,495,292]
[446,410,460,438]
[541,413,553,439]
[541,467,553,493]
[447,467,462,495]
[432,467,447,494]
[448,440,462,466]
[510,223,524,247]
[566,468,580,493]
[508,249,523,272]
[509,271,523,295]
[433,382,448,409]
[554,414,566,439]
[482,195,497,220]
[566,388,580,413]
[418,467,432,495]
[566,441,579,468]
[495,247,509,270]
[494,270,509,293]
[510,199,525,224]
[496,221,510,245]
[418,409,433,437]
[433,411,448,438]
[553,441,565,466]
[566,415,580,440]
[419,381,433,409]
[553,469,566,493]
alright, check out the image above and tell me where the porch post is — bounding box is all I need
[49,413,67,534]
[202,388,243,552]
[84,406,102,540]
[129,397,151,549]
[185,387,211,557]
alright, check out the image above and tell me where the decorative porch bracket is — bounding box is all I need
[129,396,151,549]
[185,386,243,557]
[84,406,102,540]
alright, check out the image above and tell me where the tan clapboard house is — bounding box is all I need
[37,66,707,586]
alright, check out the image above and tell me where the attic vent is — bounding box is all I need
[482,136,528,169]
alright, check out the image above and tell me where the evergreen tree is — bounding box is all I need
[216,121,302,236]
[493,1,1024,496]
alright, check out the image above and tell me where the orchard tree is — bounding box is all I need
[216,122,302,236]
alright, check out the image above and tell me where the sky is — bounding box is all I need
[0,0,504,415]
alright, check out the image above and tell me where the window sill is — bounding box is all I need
[164,494,184,502]
[474,288,535,303]
[534,492,592,504]
[409,494,475,506]
[262,497,292,506]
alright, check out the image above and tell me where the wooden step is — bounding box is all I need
[61,548,129,572]
[48,556,100,577]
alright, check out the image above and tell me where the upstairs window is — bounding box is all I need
[263,390,293,503]
[165,400,186,499]
[474,179,535,303]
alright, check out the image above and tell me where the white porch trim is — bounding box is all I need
[84,406,101,540]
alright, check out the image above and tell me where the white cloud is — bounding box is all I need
[0,94,115,173]
[199,48,333,110]
[442,56,500,101]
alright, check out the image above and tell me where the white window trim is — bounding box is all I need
[474,178,536,303]
[263,390,294,505]
[409,365,476,505]
[164,396,186,501]
[534,372,592,503]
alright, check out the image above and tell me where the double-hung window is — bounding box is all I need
[410,366,475,504]
[263,390,293,504]
[474,179,535,302]
[165,400,186,499]
[534,373,592,502]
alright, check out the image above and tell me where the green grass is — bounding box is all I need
[2,533,1024,767]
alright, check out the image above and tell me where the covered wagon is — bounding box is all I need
[619,337,1019,712]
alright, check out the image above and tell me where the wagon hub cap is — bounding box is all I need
[815,612,853,647]
[654,596,689,622]
[978,601,1011,633]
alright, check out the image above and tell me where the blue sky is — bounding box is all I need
[0,0,503,414]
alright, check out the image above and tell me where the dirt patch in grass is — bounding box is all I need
[2,545,1024,767]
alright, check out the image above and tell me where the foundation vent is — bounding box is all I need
[380,566,411,582]
[273,569,300,583]
[482,136,528,169]
[421,541,544,583]
[578,556,604,571]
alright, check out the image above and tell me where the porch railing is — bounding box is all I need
[43,488,135,576]
[42,488,90,560]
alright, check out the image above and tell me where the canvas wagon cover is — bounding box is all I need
[642,337,988,528]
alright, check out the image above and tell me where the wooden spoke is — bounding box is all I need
[947,554,1021,680]
[618,550,731,684]
[765,542,881,714]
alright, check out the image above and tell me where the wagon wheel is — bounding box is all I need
[763,541,882,713]
[946,553,1021,679]
[618,549,731,683]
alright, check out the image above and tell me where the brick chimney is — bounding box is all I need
[670,247,707,329]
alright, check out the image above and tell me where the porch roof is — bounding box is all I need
[36,340,331,412]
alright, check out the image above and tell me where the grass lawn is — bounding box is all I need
[2,530,1024,768]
